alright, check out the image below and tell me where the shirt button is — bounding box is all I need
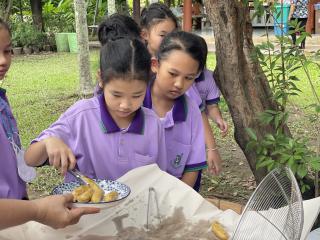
[120,139,124,144]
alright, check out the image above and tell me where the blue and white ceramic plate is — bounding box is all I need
[52,180,131,209]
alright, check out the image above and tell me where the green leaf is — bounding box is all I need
[301,183,310,193]
[310,158,320,170]
[297,165,308,178]
[265,134,275,142]
[256,159,274,169]
[287,156,295,167]
[246,128,257,141]
[267,161,276,172]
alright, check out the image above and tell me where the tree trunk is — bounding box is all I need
[30,0,43,31]
[204,0,290,183]
[132,0,140,23]
[0,0,13,22]
[164,0,171,7]
[107,0,116,16]
[74,0,93,95]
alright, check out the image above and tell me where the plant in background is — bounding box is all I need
[246,0,320,194]
[42,0,75,33]
[12,31,22,48]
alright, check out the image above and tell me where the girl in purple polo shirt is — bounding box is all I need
[140,5,223,188]
[140,3,178,58]
[0,19,29,199]
[25,37,167,181]
[196,36,228,137]
[143,31,208,189]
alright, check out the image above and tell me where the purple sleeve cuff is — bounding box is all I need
[184,161,208,172]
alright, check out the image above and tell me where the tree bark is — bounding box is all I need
[74,0,93,95]
[164,0,171,7]
[107,0,116,16]
[0,0,13,22]
[204,0,289,183]
[132,0,140,23]
[30,0,43,31]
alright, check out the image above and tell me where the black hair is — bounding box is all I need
[140,3,178,30]
[98,14,141,45]
[157,31,206,72]
[198,35,208,60]
[100,38,151,85]
[0,18,11,36]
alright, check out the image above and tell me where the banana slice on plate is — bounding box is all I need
[104,191,119,202]
[83,176,104,203]
[211,221,229,240]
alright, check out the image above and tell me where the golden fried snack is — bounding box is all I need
[72,185,90,201]
[77,188,94,203]
[211,221,229,240]
[91,186,104,203]
[83,177,104,203]
[104,191,119,202]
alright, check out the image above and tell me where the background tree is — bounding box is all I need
[0,0,13,22]
[164,0,171,7]
[30,0,44,30]
[132,0,140,23]
[203,0,292,183]
[108,0,116,16]
[74,0,93,95]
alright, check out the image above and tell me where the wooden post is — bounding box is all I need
[183,0,192,32]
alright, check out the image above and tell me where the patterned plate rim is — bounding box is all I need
[51,179,131,204]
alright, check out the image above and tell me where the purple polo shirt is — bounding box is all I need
[187,68,220,108]
[185,84,205,112]
[195,68,221,105]
[33,95,167,181]
[143,86,207,178]
[0,88,27,199]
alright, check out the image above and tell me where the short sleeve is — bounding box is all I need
[203,70,221,105]
[31,112,73,146]
[185,85,204,111]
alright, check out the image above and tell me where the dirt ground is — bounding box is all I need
[200,103,319,205]
[199,113,255,205]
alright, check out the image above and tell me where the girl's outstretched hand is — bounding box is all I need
[215,118,228,137]
[207,149,222,176]
[44,137,76,175]
[32,194,100,229]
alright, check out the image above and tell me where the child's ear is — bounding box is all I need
[151,57,159,74]
[140,28,149,42]
[97,70,103,88]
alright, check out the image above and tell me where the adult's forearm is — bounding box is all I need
[0,199,37,230]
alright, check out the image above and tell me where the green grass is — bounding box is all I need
[3,51,100,147]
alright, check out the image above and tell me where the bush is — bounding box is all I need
[14,22,46,48]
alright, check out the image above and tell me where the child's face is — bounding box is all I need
[0,28,12,80]
[103,78,147,120]
[142,19,176,57]
[152,50,199,100]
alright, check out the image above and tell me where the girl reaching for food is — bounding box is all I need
[25,37,167,181]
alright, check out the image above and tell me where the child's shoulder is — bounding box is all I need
[63,97,99,119]
[184,94,201,115]
[141,106,161,122]
[202,68,215,82]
